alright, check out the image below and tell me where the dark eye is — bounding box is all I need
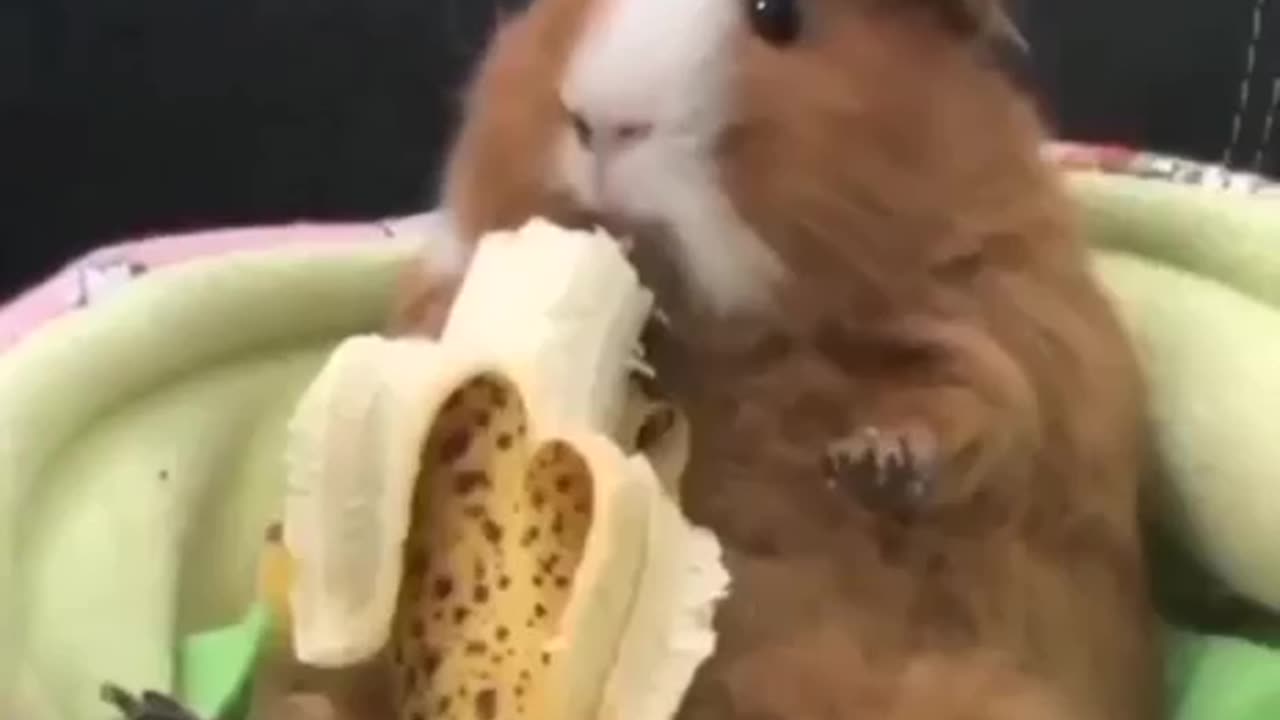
[747,0,802,46]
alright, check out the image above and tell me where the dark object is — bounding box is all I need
[0,0,525,297]
[1016,0,1280,175]
[100,683,204,720]
[2,0,1277,297]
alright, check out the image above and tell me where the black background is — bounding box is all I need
[3,0,1278,296]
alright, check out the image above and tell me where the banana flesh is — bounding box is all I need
[282,218,727,720]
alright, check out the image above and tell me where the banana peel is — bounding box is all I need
[280,218,729,720]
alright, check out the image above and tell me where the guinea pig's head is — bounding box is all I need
[443,0,1046,318]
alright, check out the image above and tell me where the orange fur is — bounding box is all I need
[399,1,1163,719]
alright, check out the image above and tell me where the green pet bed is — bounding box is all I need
[3,173,1280,720]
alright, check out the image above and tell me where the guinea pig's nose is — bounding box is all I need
[568,109,654,150]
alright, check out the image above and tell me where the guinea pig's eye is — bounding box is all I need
[747,0,802,47]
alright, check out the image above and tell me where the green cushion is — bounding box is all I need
[0,243,411,720]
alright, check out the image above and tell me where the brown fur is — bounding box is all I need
[401,1,1163,718]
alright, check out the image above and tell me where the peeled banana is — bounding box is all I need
[282,218,728,720]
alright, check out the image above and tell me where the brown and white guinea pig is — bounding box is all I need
[394,0,1163,719]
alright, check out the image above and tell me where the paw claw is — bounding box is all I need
[101,684,204,720]
[823,422,940,517]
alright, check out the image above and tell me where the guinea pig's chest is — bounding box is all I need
[648,310,871,521]
[658,313,849,433]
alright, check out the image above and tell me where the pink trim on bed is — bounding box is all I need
[0,216,428,354]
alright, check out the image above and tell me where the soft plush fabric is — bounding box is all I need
[1,171,1278,720]
[0,226,420,720]
[1073,173,1280,615]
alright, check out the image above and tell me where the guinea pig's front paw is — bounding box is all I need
[822,422,939,519]
[385,259,462,338]
[100,684,203,720]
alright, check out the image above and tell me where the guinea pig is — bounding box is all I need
[395,1,1163,719]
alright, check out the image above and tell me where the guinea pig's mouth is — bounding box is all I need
[563,210,661,256]
[558,209,681,326]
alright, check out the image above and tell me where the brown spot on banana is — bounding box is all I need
[390,373,594,719]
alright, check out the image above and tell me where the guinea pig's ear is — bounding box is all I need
[910,0,1027,49]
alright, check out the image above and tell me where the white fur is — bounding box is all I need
[556,0,786,316]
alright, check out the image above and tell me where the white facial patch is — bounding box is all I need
[555,0,787,316]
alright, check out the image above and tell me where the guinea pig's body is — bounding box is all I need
[400,1,1162,718]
